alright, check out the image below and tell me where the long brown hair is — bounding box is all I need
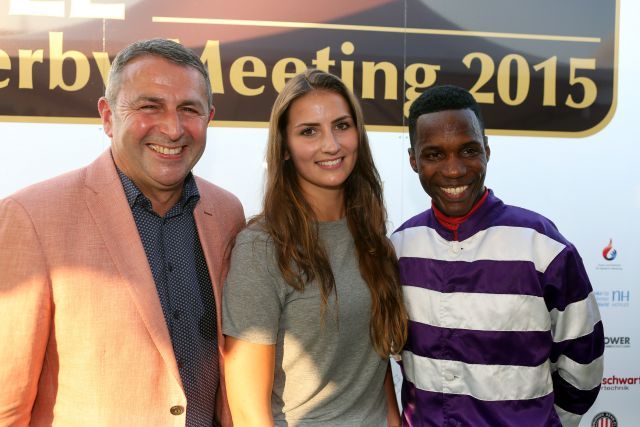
[251,69,407,356]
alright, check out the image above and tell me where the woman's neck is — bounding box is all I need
[304,187,346,222]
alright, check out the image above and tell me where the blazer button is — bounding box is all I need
[170,405,185,416]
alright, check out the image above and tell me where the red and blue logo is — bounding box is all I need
[602,239,617,261]
[591,411,617,427]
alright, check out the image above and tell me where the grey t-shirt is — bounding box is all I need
[222,219,387,426]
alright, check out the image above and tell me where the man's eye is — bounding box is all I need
[423,152,441,161]
[181,107,200,115]
[462,148,479,156]
[140,105,158,110]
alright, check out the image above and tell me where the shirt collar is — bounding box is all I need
[116,168,200,213]
[432,188,489,230]
[431,188,496,241]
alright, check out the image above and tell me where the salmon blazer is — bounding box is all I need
[0,150,244,426]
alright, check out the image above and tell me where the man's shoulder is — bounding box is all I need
[495,201,567,244]
[194,176,240,205]
[3,165,88,208]
[193,176,245,226]
[2,150,113,208]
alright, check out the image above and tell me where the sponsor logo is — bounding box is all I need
[602,239,617,261]
[596,239,622,270]
[595,291,610,307]
[612,290,630,307]
[605,336,631,348]
[591,412,618,427]
[601,375,640,391]
[595,290,630,308]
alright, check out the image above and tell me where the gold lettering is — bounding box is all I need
[312,47,335,73]
[18,49,44,89]
[10,0,125,19]
[229,56,266,96]
[362,61,397,100]
[566,58,597,109]
[69,0,125,20]
[49,32,90,91]
[340,42,355,92]
[0,50,10,89]
[272,57,306,92]
[496,54,530,106]
[9,0,64,17]
[463,52,495,104]
[533,56,557,107]
[404,63,440,117]
[92,51,111,87]
[200,40,225,94]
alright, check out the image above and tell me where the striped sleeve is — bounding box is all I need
[544,244,604,422]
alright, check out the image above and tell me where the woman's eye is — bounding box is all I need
[301,128,316,136]
[336,122,350,131]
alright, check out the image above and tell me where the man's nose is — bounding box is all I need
[160,110,184,141]
[442,155,466,177]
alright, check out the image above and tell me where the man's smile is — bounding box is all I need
[440,185,469,198]
[148,144,183,155]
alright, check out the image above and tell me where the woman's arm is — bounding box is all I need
[224,336,276,427]
[384,361,402,427]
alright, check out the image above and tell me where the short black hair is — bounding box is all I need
[408,85,485,149]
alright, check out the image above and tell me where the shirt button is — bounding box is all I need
[445,373,455,381]
[170,405,184,415]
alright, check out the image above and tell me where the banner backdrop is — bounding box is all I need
[0,0,617,135]
[1,1,637,426]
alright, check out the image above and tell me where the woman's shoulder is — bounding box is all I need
[236,221,265,238]
[229,221,286,288]
[233,221,276,257]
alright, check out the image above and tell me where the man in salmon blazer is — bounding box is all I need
[0,39,244,426]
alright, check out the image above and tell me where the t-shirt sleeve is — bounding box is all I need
[222,229,284,345]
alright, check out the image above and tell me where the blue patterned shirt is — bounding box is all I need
[118,170,218,427]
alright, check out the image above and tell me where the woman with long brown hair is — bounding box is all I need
[222,69,407,426]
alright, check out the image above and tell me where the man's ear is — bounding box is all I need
[484,136,490,161]
[97,97,114,138]
[208,105,215,122]
[408,147,418,172]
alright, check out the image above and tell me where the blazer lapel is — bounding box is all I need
[83,150,182,388]
[192,190,225,340]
